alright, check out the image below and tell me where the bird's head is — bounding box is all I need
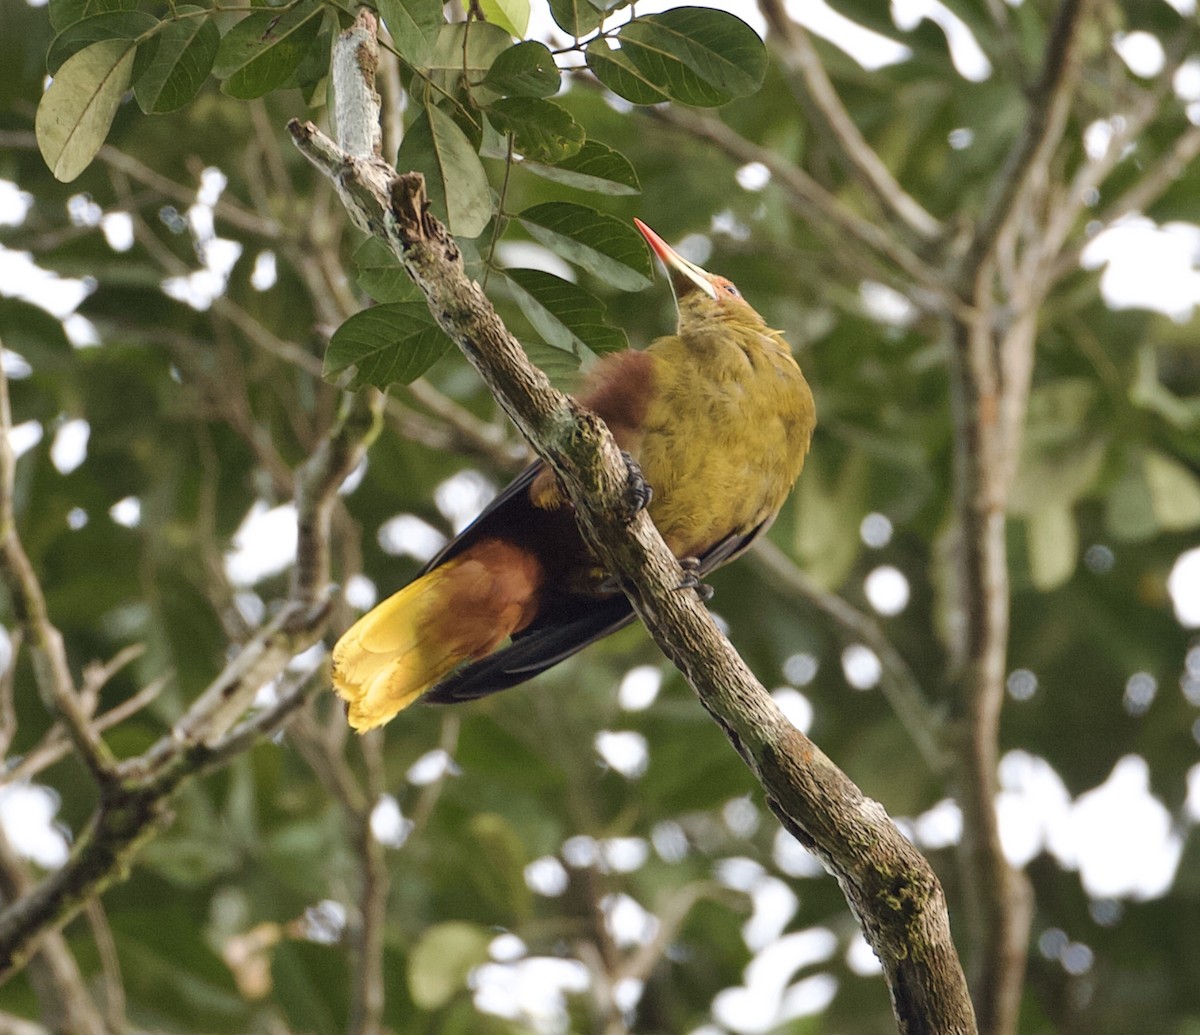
[634,218,763,332]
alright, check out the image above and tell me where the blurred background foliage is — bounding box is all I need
[1,0,1199,1032]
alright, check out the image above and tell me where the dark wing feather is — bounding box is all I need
[423,594,636,703]
[423,518,775,705]
[419,463,545,575]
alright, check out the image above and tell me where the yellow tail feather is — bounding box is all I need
[331,567,466,733]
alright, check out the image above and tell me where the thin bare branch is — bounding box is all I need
[646,106,966,318]
[758,0,942,241]
[751,539,949,775]
[0,345,117,785]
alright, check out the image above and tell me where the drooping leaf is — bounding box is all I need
[486,98,583,163]
[480,40,560,98]
[504,268,628,355]
[1027,503,1078,591]
[584,38,669,105]
[422,21,512,98]
[213,2,324,100]
[377,0,443,66]
[36,39,136,183]
[546,0,604,36]
[396,106,492,238]
[517,202,652,290]
[46,11,158,76]
[1144,450,1200,531]
[407,922,492,1010]
[133,7,220,114]
[48,0,136,33]
[522,140,640,195]
[352,238,419,303]
[478,0,530,38]
[620,8,767,97]
[324,303,453,388]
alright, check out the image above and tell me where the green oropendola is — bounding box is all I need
[332,219,816,731]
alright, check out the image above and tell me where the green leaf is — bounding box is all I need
[36,39,135,183]
[213,2,324,100]
[487,97,583,163]
[467,814,533,918]
[517,202,652,290]
[1144,450,1200,531]
[481,41,560,98]
[620,8,767,98]
[504,268,628,355]
[377,0,442,66]
[408,922,492,1010]
[48,0,136,33]
[423,21,512,97]
[547,0,604,36]
[1027,503,1077,591]
[46,11,158,75]
[396,106,492,238]
[133,8,220,114]
[352,238,419,303]
[324,303,453,388]
[522,140,640,195]
[615,29,730,106]
[478,0,530,38]
[584,38,669,105]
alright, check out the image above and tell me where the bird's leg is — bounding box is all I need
[676,557,715,601]
[619,451,653,519]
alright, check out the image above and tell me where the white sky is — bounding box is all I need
[3,2,1200,1031]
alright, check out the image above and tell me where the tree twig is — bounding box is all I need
[757,0,942,241]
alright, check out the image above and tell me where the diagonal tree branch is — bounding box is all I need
[286,17,977,1029]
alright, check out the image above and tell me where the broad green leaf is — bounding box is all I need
[467,814,533,918]
[487,97,583,163]
[481,40,560,98]
[396,106,492,238]
[377,0,442,66]
[1027,503,1077,591]
[522,140,640,195]
[46,11,158,75]
[408,922,491,1010]
[134,7,220,114]
[792,447,867,590]
[585,38,669,105]
[504,268,628,355]
[213,2,324,100]
[478,0,530,38]
[621,8,767,97]
[1144,450,1200,531]
[48,0,136,33]
[1105,457,1159,542]
[547,0,603,36]
[520,336,584,386]
[36,39,135,183]
[517,202,652,290]
[423,21,512,97]
[352,238,419,303]
[616,24,732,106]
[324,303,453,388]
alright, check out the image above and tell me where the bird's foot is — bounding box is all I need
[620,451,652,519]
[677,557,714,601]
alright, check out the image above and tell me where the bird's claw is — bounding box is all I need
[620,451,652,519]
[677,558,714,601]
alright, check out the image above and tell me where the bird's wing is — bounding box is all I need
[424,518,775,705]
[423,593,637,703]
[418,462,545,575]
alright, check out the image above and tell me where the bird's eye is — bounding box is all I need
[722,282,741,298]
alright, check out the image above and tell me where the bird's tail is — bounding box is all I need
[331,539,543,732]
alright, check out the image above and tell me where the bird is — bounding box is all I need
[332,219,816,732]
